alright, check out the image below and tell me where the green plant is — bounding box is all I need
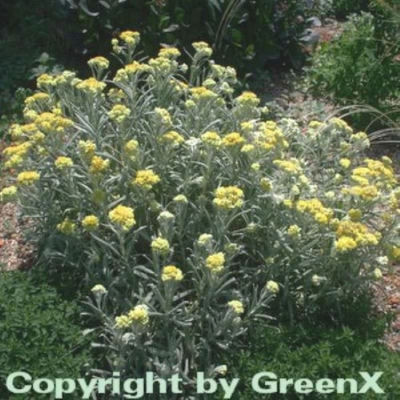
[0,271,92,400]
[304,11,400,130]
[58,0,309,72]
[2,32,400,397]
[220,318,400,399]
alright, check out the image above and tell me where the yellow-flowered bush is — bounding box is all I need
[2,31,399,396]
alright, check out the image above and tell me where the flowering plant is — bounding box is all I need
[2,30,399,395]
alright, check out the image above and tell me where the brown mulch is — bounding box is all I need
[373,267,400,352]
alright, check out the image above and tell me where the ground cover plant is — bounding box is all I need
[0,271,93,400]
[1,30,400,398]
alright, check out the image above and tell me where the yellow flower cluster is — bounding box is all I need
[154,107,172,126]
[88,56,110,70]
[76,78,106,94]
[221,132,245,147]
[89,156,110,174]
[0,186,17,202]
[213,186,244,210]
[288,225,301,237]
[335,220,380,252]
[343,185,379,201]
[114,62,151,82]
[296,198,333,225]
[151,237,170,255]
[192,41,213,57]
[34,112,73,134]
[228,300,244,314]
[273,158,302,175]
[124,139,139,155]
[24,93,50,108]
[108,205,136,231]
[108,104,131,124]
[160,130,185,145]
[57,218,76,235]
[115,304,149,329]
[351,158,396,188]
[78,140,96,158]
[206,252,225,273]
[235,91,260,107]
[17,171,40,186]
[55,156,73,170]
[82,215,100,231]
[119,30,140,46]
[201,131,221,147]
[255,121,288,152]
[266,280,280,294]
[329,117,353,135]
[190,87,217,101]
[132,169,161,190]
[161,265,184,282]
[158,47,181,59]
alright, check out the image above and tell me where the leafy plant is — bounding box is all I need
[0,271,92,400]
[304,11,400,130]
[221,318,400,399]
[2,31,400,397]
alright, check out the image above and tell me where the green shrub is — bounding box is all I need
[0,271,92,400]
[221,320,400,399]
[59,0,309,71]
[1,33,400,397]
[304,11,400,129]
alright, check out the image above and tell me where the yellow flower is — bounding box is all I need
[108,104,131,124]
[288,225,301,237]
[76,77,106,94]
[162,265,184,282]
[78,140,96,158]
[190,86,217,101]
[82,215,100,231]
[213,186,244,210]
[133,169,161,190]
[241,144,255,153]
[151,237,170,255]
[160,130,185,145]
[373,268,383,279]
[173,194,188,204]
[235,91,260,107]
[124,139,139,155]
[197,233,213,247]
[56,218,76,235]
[91,284,107,295]
[201,131,221,147]
[228,300,244,314]
[119,30,140,46]
[347,185,379,200]
[221,132,245,147]
[339,158,351,169]
[266,280,280,294]
[115,315,131,329]
[335,236,358,252]
[17,171,40,186]
[108,205,136,231]
[158,47,181,59]
[89,156,110,174]
[4,155,24,169]
[273,159,302,174]
[206,252,225,273]
[55,156,73,170]
[0,186,18,202]
[127,304,149,326]
[192,41,213,57]
[88,56,110,70]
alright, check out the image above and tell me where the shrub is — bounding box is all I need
[59,0,309,71]
[220,320,400,399]
[304,11,400,129]
[0,271,92,400]
[1,32,400,396]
